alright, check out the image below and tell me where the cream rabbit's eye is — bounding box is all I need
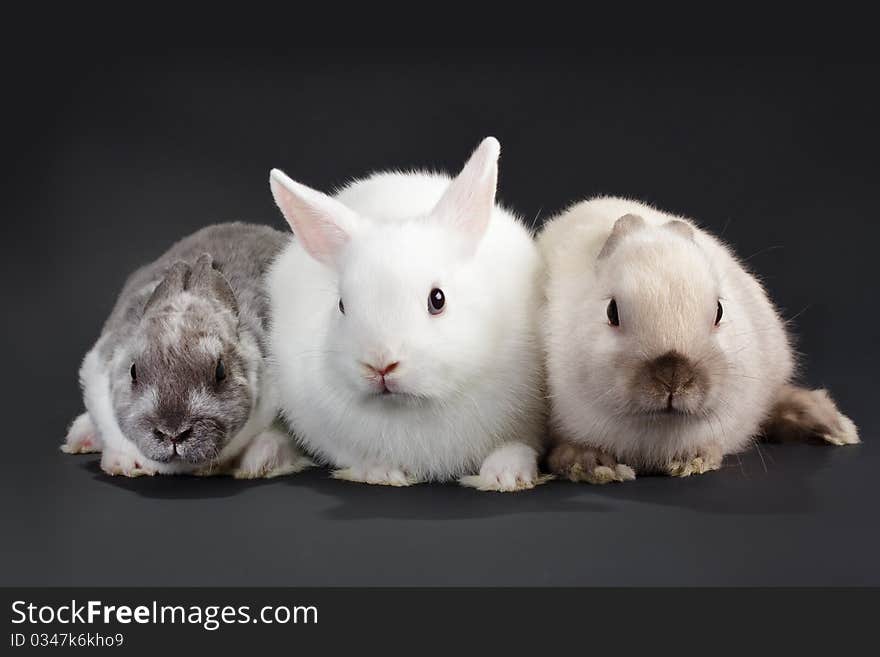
[339,299,345,314]
[607,299,620,326]
[715,301,723,326]
[428,288,445,315]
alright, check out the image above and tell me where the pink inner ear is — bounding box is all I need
[430,139,499,244]
[270,174,352,266]
[303,213,350,263]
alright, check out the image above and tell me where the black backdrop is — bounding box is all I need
[2,48,877,585]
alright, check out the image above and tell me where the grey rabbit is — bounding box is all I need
[62,222,310,477]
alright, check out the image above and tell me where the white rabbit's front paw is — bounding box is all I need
[332,463,419,487]
[460,443,547,492]
[233,428,312,479]
[61,412,102,454]
[100,449,156,477]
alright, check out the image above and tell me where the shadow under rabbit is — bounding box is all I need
[574,442,858,515]
[72,441,859,517]
[78,458,287,500]
[77,456,612,518]
[279,467,614,520]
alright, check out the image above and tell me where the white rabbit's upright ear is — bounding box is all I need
[429,137,500,254]
[270,169,359,267]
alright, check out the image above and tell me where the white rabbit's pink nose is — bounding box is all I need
[365,361,399,377]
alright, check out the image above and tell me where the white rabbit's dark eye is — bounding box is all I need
[428,288,445,315]
[607,299,620,326]
[215,359,226,382]
[339,299,345,314]
[715,301,723,326]
[130,362,137,383]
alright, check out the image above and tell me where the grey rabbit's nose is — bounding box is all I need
[153,427,193,443]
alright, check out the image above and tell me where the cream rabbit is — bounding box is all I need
[539,197,859,483]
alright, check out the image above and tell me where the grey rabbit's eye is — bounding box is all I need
[130,362,137,383]
[607,299,620,326]
[428,288,445,315]
[715,300,723,326]
[338,298,345,314]
[215,359,226,383]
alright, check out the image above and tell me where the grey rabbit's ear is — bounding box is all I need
[189,253,238,314]
[598,213,646,259]
[664,220,695,241]
[144,261,191,313]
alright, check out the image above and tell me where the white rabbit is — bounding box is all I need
[538,197,859,483]
[267,138,546,491]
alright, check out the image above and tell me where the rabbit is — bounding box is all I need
[538,196,859,483]
[62,222,312,478]
[266,137,547,491]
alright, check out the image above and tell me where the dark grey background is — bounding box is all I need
[2,49,877,585]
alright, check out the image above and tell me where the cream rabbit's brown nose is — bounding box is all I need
[648,351,696,394]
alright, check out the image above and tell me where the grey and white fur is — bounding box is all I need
[63,222,311,478]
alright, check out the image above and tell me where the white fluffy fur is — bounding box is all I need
[539,197,794,470]
[267,138,546,488]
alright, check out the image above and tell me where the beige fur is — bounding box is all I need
[546,441,635,484]
[538,196,859,481]
[762,385,859,446]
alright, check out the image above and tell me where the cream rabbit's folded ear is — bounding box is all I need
[429,136,500,255]
[598,214,646,260]
[270,169,361,267]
